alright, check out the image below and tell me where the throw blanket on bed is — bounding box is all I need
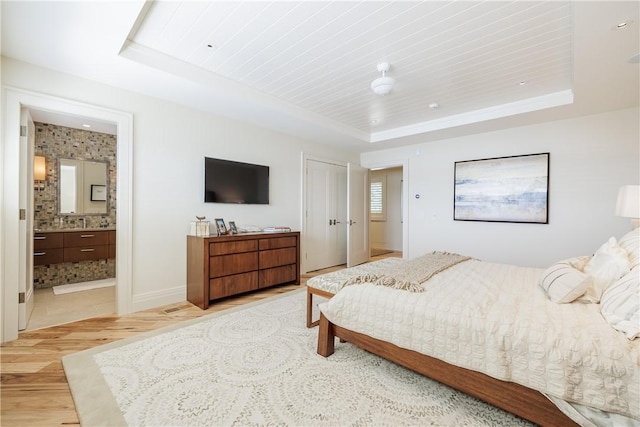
[343,251,471,292]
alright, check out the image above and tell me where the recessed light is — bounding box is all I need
[370,119,378,125]
[613,20,634,30]
[82,124,91,128]
[206,43,216,49]
[518,81,527,86]
[428,103,439,110]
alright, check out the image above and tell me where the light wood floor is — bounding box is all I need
[1,253,400,427]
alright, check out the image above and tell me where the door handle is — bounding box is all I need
[349,220,356,225]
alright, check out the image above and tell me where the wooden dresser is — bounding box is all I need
[34,230,116,265]
[187,231,300,309]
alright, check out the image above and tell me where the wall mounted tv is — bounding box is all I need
[204,157,269,204]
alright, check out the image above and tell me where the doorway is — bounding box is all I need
[369,166,403,258]
[1,88,133,343]
[26,114,118,331]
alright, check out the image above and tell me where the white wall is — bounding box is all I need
[1,57,359,311]
[362,107,639,268]
[370,167,402,252]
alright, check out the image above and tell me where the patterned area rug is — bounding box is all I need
[63,289,532,426]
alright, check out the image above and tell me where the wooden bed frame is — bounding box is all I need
[317,313,579,427]
[306,287,334,328]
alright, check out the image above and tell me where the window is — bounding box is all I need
[370,175,386,221]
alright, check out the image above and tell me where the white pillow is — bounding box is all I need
[579,237,631,303]
[618,228,639,270]
[539,256,590,303]
[600,268,639,340]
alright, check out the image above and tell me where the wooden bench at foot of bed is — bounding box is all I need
[317,313,578,427]
[306,287,334,328]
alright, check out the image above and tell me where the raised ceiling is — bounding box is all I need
[1,1,638,150]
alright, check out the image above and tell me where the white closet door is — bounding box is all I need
[305,159,347,271]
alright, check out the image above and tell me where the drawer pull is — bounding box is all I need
[34,252,46,256]
[34,236,46,240]
[80,234,95,238]
[80,248,95,252]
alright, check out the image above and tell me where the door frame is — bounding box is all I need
[1,87,133,343]
[360,158,409,259]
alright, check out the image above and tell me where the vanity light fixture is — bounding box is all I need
[34,156,46,181]
[34,155,46,190]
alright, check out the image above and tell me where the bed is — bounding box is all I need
[306,257,403,327]
[314,230,640,427]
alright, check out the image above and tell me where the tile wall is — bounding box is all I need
[33,123,117,288]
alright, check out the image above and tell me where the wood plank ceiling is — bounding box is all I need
[129,1,573,138]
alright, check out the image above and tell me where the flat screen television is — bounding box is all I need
[204,157,269,204]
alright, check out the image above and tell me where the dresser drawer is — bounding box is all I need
[34,232,63,250]
[33,248,64,266]
[209,239,257,256]
[209,252,258,278]
[64,231,109,247]
[209,272,258,299]
[259,247,297,269]
[259,264,297,288]
[259,236,297,250]
[63,245,109,262]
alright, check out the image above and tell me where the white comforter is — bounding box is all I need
[319,260,639,420]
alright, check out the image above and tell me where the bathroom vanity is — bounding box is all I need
[33,229,116,266]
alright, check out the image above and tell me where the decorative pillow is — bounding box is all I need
[579,237,631,303]
[618,228,640,270]
[600,268,639,340]
[539,256,590,303]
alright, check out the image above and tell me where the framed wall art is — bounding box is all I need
[453,153,549,224]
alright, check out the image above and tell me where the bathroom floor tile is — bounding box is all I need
[25,286,115,331]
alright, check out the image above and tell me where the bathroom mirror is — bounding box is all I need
[59,158,108,215]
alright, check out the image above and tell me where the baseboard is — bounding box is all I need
[131,286,186,313]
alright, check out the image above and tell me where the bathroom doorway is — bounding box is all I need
[26,113,118,331]
[2,88,133,343]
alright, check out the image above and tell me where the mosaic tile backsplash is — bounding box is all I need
[34,260,116,289]
[34,122,117,288]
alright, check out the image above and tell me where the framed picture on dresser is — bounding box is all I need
[214,218,227,235]
[228,221,238,234]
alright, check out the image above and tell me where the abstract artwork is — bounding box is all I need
[454,153,549,223]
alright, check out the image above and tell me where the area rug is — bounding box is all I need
[63,289,532,426]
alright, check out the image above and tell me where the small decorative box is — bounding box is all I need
[190,220,210,236]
